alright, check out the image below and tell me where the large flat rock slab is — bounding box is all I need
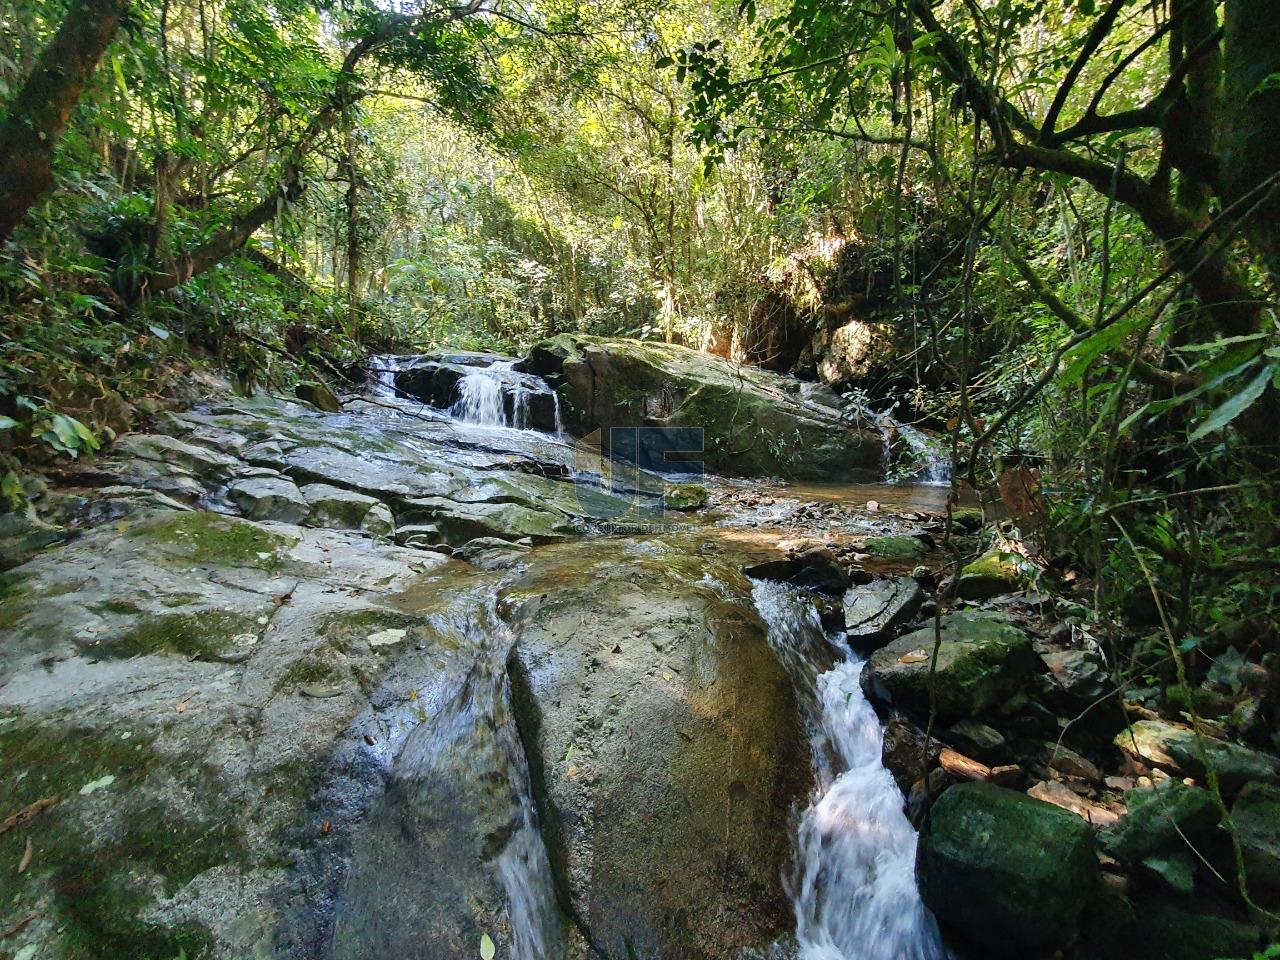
[499,536,810,960]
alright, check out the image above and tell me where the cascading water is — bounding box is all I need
[893,421,951,485]
[450,360,564,434]
[325,602,563,960]
[751,579,947,960]
[368,355,400,398]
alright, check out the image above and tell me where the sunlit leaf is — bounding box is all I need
[1189,365,1274,442]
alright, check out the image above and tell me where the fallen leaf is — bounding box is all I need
[480,932,496,960]
[17,837,32,874]
[320,820,332,836]
[662,672,672,681]
[898,649,930,664]
[363,734,376,746]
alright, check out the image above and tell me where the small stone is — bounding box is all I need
[300,684,343,699]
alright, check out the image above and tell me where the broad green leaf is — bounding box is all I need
[480,932,496,960]
[0,416,17,430]
[1058,313,1147,385]
[1189,365,1274,442]
[1174,332,1268,353]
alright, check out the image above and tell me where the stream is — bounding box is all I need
[357,358,948,960]
[0,349,955,960]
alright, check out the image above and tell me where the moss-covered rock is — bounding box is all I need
[300,482,382,530]
[295,380,342,412]
[863,534,927,559]
[1099,779,1221,863]
[132,510,295,570]
[501,537,810,959]
[1143,905,1260,960]
[113,610,260,660]
[918,782,1097,959]
[862,610,1035,719]
[663,481,709,511]
[397,495,575,545]
[524,334,881,480]
[956,546,1025,599]
[1233,782,1280,889]
[227,474,310,524]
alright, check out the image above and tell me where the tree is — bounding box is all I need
[0,0,128,242]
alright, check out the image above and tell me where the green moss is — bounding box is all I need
[92,598,146,616]
[277,649,344,690]
[950,508,984,532]
[134,511,295,570]
[963,548,1021,580]
[663,482,709,512]
[121,801,246,890]
[865,534,928,558]
[0,723,154,924]
[114,611,258,660]
[55,864,215,960]
[0,721,245,958]
[160,592,205,608]
[0,572,33,630]
[321,608,416,642]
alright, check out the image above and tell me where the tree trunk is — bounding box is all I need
[343,112,361,341]
[1220,0,1280,280]
[0,0,126,243]
[146,101,343,295]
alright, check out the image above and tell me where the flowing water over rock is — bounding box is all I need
[751,580,947,960]
[451,360,564,434]
[0,363,954,960]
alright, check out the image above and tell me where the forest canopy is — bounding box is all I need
[1,0,1277,662]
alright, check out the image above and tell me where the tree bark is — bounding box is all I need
[1220,0,1280,280]
[343,110,360,341]
[0,0,127,243]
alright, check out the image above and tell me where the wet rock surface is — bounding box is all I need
[525,333,882,480]
[842,576,923,650]
[500,537,811,960]
[862,610,1035,719]
[4,353,1267,960]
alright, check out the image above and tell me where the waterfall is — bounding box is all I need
[750,580,947,960]
[451,361,511,426]
[498,792,562,960]
[893,421,951,485]
[368,355,400,398]
[871,408,950,486]
[450,360,564,434]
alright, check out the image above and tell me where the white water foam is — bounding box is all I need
[751,580,947,960]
